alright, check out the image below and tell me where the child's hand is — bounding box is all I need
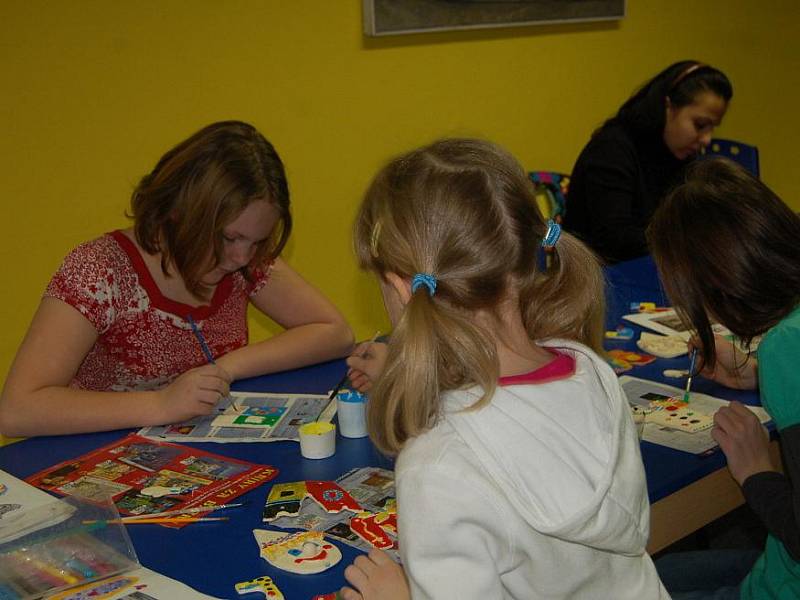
[340,549,409,600]
[712,401,774,485]
[691,334,758,390]
[346,342,388,393]
[157,364,232,423]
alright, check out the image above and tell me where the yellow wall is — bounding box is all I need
[2,1,799,383]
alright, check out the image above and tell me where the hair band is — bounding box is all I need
[370,221,382,258]
[411,273,437,297]
[541,219,561,248]
[668,62,708,92]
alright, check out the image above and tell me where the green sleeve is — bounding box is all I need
[759,321,800,430]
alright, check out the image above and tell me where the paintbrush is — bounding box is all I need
[683,347,698,403]
[187,314,215,364]
[187,314,239,412]
[328,331,381,400]
[122,502,245,520]
[82,516,229,525]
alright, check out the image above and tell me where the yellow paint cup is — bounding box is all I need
[298,422,336,459]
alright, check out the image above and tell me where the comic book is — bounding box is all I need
[26,435,277,526]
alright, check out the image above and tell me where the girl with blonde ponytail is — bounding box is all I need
[340,139,667,600]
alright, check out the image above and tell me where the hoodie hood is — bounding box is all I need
[441,339,650,555]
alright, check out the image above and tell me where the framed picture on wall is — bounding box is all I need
[363,0,626,37]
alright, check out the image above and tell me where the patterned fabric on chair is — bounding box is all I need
[528,171,570,223]
[702,138,760,177]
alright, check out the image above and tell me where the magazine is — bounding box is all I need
[26,435,277,524]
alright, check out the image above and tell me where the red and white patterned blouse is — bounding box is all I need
[45,230,271,391]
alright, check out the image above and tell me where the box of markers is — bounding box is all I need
[0,496,138,599]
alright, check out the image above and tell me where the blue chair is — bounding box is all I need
[702,138,760,177]
[528,171,570,223]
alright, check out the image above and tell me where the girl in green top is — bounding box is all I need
[648,157,800,599]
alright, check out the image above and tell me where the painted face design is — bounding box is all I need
[254,529,342,575]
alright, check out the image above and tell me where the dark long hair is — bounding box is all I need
[647,158,800,369]
[604,61,733,139]
[131,121,291,298]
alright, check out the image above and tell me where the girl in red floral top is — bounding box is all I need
[0,121,353,437]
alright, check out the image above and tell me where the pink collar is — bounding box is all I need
[498,351,576,386]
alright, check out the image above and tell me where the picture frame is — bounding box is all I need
[363,0,625,37]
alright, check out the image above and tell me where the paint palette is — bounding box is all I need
[646,399,713,433]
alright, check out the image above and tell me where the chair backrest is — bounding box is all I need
[528,171,570,223]
[702,138,760,177]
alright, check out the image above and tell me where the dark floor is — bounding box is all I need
[652,503,767,560]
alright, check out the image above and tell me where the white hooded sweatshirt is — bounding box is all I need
[396,340,669,599]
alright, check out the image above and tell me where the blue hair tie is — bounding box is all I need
[541,219,562,248]
[411,273,437,296]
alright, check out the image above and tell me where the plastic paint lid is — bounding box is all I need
[337,390,367,403]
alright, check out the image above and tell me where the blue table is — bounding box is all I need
[0,255,768,595]
[0,360,392,599]
[605,255,772,552]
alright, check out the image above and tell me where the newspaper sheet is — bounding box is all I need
[138,391,335,443]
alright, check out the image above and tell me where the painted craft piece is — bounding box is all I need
[637,332,688,359]
[607,350,657,366]
[629,301,670,313]
[373,509,397,536]
[312,594,342,600]
[605,325,635,340]
[648,398,686,411]
[254,529,342,574]
[262,482,308,521]
[235,575,284,599]
[663,369,689,379]
[141,485,186,498]
[349,511,396,549]
[305,480,362,513]
[608,356,633,374]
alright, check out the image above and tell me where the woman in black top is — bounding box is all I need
[563,61,732,263]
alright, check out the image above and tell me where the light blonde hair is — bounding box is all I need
[354,139,605,455]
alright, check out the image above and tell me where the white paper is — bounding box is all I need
[46,567,224,599]
[0,469,75,543]
[619,376,771,454]
[623,309,692,340]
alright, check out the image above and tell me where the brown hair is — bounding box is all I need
[131,120,291,298]
[354,138,605,455]
[648,157,800,369]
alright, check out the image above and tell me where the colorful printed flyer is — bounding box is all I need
[26,435,277,526]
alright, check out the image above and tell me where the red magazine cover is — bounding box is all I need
[26,434,277,526]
